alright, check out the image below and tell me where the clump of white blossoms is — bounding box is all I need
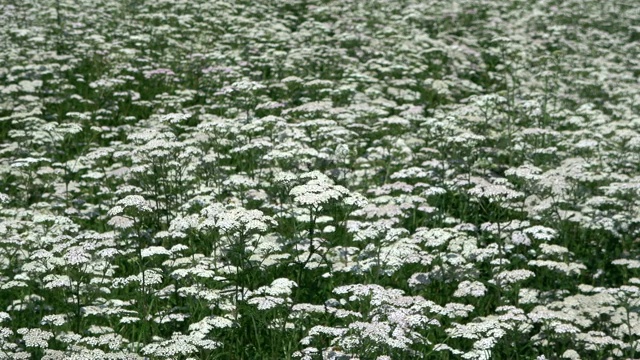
[466,176,525,204]
[289,172,367,210]
[0,0,639,359]
[247,278,298,310]
[528,242,587,276]
[17,328,54,349]
[140,246,173,259]
[453,280,488,298]
[107,195,153,217]
[491,269,536,287]
[298,284,446,358]
[141,333,220,358]
[199,203,276,236]
[445,306,530,359]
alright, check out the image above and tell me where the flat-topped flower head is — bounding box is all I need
[290,178,350,207]
[199,203,276,235]
[453,281,488,298]
[108,195,152,216]
[17,328,54,348]
[289,173,366,210]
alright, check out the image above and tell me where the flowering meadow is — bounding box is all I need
[1,0,639,359]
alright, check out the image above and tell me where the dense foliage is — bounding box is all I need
[0,0,639,359]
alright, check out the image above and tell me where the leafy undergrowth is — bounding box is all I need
[0,0,639,359]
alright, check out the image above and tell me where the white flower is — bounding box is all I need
[433,343,465,355]
[119,317,140,324]
[273,170,298,185]
[523,226,557,241]
[281,76,304,85]
[43,274,72,289]
[189,316,234,336]
[141,334,198,357]
[158,112,192,124]
[266,278,298,296]
[528,260,586,275]
[491,269,535,286]
[141,246,173,258]
[335,144,350,158]
[412,227,464,248]
[453,281,488,297]
[518,288,540,304]
[306,325,349,339]
[63,246,91,266]
[467,182,523,202]
[561,349,581,359]
[510,231,531,246]
[283,100,333,115]
[248,296,287,310]
[293,347,320,360]
[442,303,475,318]
[115,269,164,287]
[17,328,53,348]
[154,312,189,324]
[473,337,497,350]
[575,139,599,149]
[110,195,152,214]
[539,243,570,256]
[96,247,120,259]
[0,280,29,290]
[612,258,640,269]
[169,214,200,232]
[231,80,266,92]
[505,164,542,181]
[344,192,368,208]
[0,312,10,323]
[200,204,275,234]
[347,321,391,344]
[575,331,625,350]
[551,321,580,334]
[290,178,351,208]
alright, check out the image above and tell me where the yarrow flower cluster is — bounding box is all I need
[0,0,638,359]
[199,203,276,235]
[108,195,153,216]
[289,177,351,208]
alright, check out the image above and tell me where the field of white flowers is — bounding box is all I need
[1,0,639,359]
